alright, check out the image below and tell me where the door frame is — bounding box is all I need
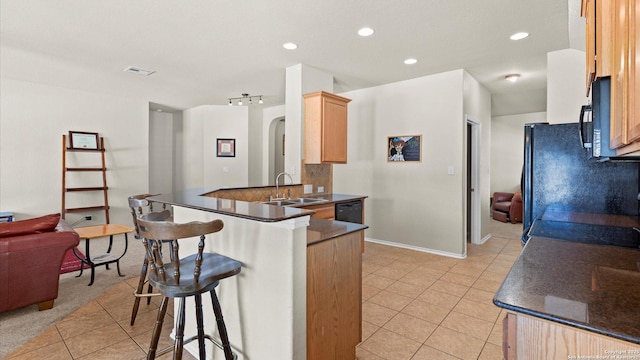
[466,116,481,245]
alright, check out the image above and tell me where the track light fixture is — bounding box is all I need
[227,93,264,106]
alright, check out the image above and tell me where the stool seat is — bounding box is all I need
[148,253,241,298]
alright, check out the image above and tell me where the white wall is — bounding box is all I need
[149,110,174,194]
[0,78,148,225]
[181,105,249,190]
[547,49,588,123]
[334,70,474,257]
[285,64,334,183]
[247,106,264,186]
[491,112,547,194]
[463,71,492,242]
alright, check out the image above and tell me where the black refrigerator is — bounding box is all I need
[521,122,640,248]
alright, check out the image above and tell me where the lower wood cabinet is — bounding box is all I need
[303,203,335,220]
[502,312,640,359]
[307,231,362,360]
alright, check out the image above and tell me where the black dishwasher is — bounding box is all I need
[335,200,363,224]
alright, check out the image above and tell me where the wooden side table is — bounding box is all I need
[73,224,134,286]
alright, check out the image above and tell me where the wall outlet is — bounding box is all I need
[303,184,313,194]
[84,215,92,221]
[317,186,325,193]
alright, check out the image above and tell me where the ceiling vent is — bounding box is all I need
[123,66,155,76]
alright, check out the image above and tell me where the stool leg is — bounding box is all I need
[210,289,234,360]
[146,283,154,305]
[174,297,186,360]
[194,294,206,360]
[131,257,150,325]
[147,296,169,360]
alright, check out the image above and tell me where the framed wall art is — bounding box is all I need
[388,135,422,162]
[217,138,236,157]
[69,131,99,150]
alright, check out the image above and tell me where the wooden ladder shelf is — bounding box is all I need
[61,134,110,223]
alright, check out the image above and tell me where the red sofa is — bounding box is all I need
[0,213,79,313]
[491,192,523,223]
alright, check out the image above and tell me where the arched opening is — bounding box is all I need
[268,117,285,184]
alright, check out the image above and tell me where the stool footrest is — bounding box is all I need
[183,334,237,359]
[157,333,237,359]
[132,290,162,298]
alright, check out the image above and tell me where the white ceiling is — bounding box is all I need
[0,0,584,116]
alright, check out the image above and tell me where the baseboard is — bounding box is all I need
[364,237,466,259]
[479,233,492,245]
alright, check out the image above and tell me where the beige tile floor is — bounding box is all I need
[5,221,522,360]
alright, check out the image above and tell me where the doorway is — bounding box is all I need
[466,117,481,245]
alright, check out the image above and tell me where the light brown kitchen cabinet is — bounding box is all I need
[307,230,362,360]
[584,0,640,155]
[627,0,640,144]
[582,0,612,94]
[611,0,640,152]
[302,202,335,220]
[304,91,351,164]
[501,312,640,359]
[610,0,631,148]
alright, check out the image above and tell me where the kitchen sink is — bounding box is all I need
[287,198,327,204]
[262,198,328,207]
[263,200,298,206]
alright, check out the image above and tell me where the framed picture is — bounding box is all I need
[69,131,99,150]
[388,135,422,162]
[217,138,236,157]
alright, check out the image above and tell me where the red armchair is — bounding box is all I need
[491,192,523,224]
[0,213,79,312]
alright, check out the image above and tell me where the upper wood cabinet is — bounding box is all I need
[582,0,612,94]
[584,0,640,154]
[610,0,630,148]
[626,0,640,145]
[610,0,640,152]
[304,91,351,164]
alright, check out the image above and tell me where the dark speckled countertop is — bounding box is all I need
[494,236,640,344]
[148,189,366,223]
[306,218,368,246]
[148,188,314,222]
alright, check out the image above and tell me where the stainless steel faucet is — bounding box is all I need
[272,172,293,200]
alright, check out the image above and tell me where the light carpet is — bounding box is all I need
[0,235,146,358]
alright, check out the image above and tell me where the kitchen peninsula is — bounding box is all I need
[494,237,640,359]
[148,188,367,360]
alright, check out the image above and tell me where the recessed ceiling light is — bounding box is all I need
[358,27,374,37]
[283,42,298,50]
[404,58,418,65]
[123,66,155,76]
[510,32,529,40]
[505,74,520,82]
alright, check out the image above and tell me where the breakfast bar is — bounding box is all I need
[148,189,367,360]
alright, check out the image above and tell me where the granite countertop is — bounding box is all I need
[148,190,367,223]
[494,236,640,344]
[304,194,367,204]
[306,218,368,246]
[541,209,640,228]
[148,188,313,222]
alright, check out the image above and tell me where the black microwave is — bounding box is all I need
[579,77,640,162]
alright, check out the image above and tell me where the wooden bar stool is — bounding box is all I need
[137,213,241,360]
[128,194,172,326]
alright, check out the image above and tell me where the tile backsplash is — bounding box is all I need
[204,162,333,202]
